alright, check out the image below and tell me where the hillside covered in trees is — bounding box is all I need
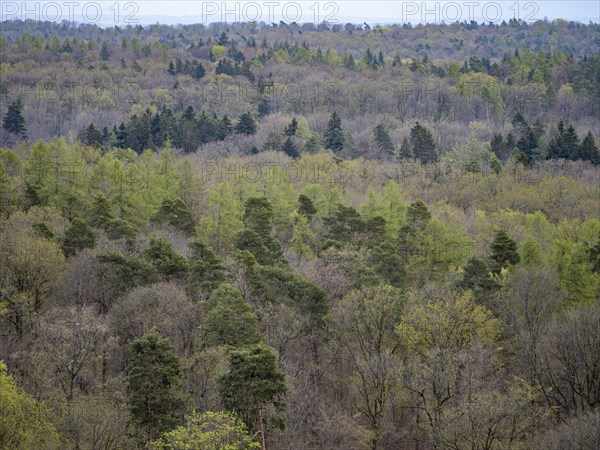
[1,17,599,450]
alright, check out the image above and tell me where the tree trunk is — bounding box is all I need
[254,395,266,450]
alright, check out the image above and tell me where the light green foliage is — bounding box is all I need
[457,72,505,121]
[290,211,316,261]
[201,180,244,254]
[150,411,259,450]
[0,209,67,333]
[521,236,542,268]
[397,287,501,353]
[0,360,60,449]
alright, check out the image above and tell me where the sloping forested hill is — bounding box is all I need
[0,17,599,450]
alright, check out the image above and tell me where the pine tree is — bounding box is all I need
[193,62,206,80]
[281,136,299,159]
[202,284,262,347]
[547,121,566,160]
[100,40,111,60]
[218,344,286,450]
[61,217,96,257]
[562,125,580,160]
[167,60,176,75]
[151,198,196,235]
[516,126,539,165]
[373,124,395,156]
[235,112,257,135]
[489,229,520,273]
[407,200,431,231]
[578,131,599,165]
[127,331,183,441]
[187,238,228,299]
[83,122,103,147]
[410,122,437,163]
[297,194,316,220]
[284,117,298,136]
[115,122,128,148]
[399,136,412,159]
[323,111,344,153]
[143,236,189,281]
[2,98,27,138]
[457,257,499,301]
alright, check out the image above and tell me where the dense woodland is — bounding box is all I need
[1,18,599,450]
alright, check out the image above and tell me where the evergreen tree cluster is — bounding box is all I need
[167,58,206,80]
[215,58,255,81]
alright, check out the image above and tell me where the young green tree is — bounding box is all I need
[0,360,59,449]
[323,111,344,153]
[127,331,184,442]
[489,229,521,273]
[2,98,27,138]
[61,217,96,257]
[219,344,286,450]
[150,411,259,450]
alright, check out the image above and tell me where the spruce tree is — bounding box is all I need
[578,131,599,165]
[281,136,299,159]
[399,136,413,159]
[562,125,580,160]
[373,124,395,156]
[323,111,344,153]
[2,98,27,138]
[410,122,437,164]
[547,121,566,160]
[235,112,256,135]
[83,123,103,147]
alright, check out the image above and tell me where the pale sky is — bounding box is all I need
[3,1,599,26]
